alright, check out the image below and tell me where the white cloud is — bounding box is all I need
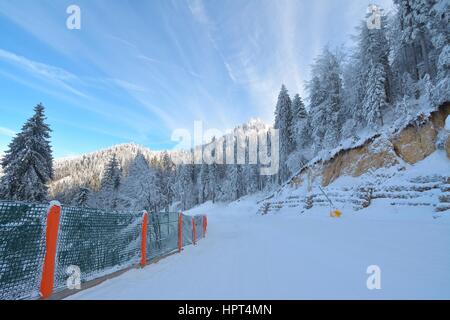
[0,48,88,98]
[109,79,148,93]
[0,127,15,137]
[187,0,212,25]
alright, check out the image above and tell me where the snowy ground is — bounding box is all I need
[67,192,450,300]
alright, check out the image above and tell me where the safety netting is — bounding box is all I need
[0,200,206,300]
[147,212,179,259]
[182,214,193,247]
[194,215,205,239]
[54,206,143,292]
[0,201,47,300]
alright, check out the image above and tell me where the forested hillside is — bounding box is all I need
[3,0,448,213]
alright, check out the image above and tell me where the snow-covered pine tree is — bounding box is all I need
[307,76,327,154]
[154,168,165,211]
[428,0,450,102]
[274,85,293,183]
[73,186,90,207]
[98,154,122,210]
[175,164,194,210]
[223,164,242,201]
[291,94,310,149]
[324,51,344,150]
[341,62,360,140]
[245,164,260,194]
[308,48,344,152]
[356,13,392,127]
[0,103,53,202]
[198,163,210,203]
[159,151,175,211]
[118,153,154,211]
[342,51,366,133]
[208,163,218,203]
[363,62,387,129]
[392,0,440,81]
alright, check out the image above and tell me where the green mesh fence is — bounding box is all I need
[0,201,47,300]
[182,214,193,247]
[194,215,205,239]
[147,212,179,259]
[54,206,142,292]
[0,200,206,300]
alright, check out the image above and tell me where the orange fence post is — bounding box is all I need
[203,215,207,237]
[140,211,148,267]
[178,212,183,252]
[192,217,197,245]
[39,201,62,299]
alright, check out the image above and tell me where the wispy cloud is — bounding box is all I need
[0,48,88,98]
[109,78,148,93]
[187,0,212,25]
[0,126,15,137]
[0,0,395,156]
[0,48,166,136]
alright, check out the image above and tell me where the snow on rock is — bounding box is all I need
[262,150,450,216]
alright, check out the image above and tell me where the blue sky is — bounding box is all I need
[0,0,393,158]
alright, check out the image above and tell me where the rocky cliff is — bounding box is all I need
[260,103,450,215]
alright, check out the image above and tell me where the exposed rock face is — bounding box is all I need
[265,103,450,214]
[322,138,398,187]
[288,103,450,189]
[322,103,450,186]
[391,121,437,164]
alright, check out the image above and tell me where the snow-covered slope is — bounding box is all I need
[50,143,158,198]
[261,150,450,216]
[67,192,450,300]
[261,104,450,215]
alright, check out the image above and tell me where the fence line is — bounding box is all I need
[0,200,207,300]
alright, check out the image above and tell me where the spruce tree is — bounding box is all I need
[74,186,90,207]
[118,153,154,211]
[199,164,210,203]
[158,152,174,211]
[307,76,327,153]
[291,94,309,149]
[274,85,293,183]
[177,164,194,210]
[363,63,386,129]
[98,154,121,209]
[308,49,344,152]
[0,103,53,202]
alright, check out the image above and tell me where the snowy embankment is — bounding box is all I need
[67,159,450,300]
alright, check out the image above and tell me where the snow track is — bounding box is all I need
[68,198,450,300]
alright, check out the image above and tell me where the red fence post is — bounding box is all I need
[39,201,62,299]
[203,215,207,238]
[140,211,148,267]
[192,217,197,245]
[178,212,183,252]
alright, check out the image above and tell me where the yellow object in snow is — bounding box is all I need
[330,210,342,218]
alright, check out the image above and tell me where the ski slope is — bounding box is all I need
[67,195,450,300]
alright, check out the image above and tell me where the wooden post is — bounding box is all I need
[39,201,62,299]
[192,217,197,245]
[140,211,148,267]
[178,212,183,252]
